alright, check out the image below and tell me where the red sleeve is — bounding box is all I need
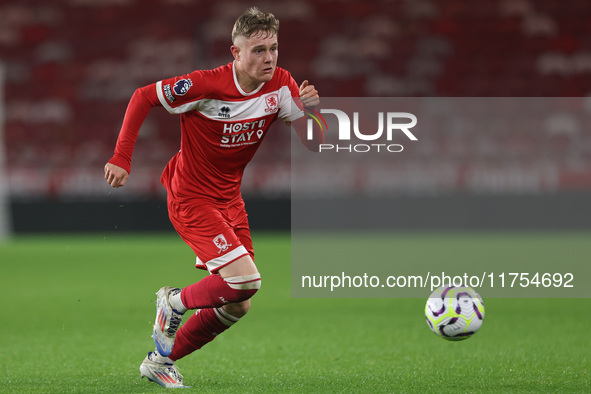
[155,69,213,114]
[277,70,304,122]
[108,83,161,173]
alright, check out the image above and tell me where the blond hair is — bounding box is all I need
[232,7,279,43]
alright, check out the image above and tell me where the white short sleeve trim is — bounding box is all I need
[155,81,175,114]
[278,86,304,122]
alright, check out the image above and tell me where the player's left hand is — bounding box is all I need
[299,80,319,107]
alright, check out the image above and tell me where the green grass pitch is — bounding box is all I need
[1,233,589,392]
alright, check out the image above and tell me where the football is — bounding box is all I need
[425,285,485,341]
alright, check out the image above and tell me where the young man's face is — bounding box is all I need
[232,31,278,91]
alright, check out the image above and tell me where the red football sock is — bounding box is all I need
[180,274,260,309]
[169,307,239,361]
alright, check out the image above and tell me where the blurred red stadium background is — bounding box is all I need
[1,0,591,208]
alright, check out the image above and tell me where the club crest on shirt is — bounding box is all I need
[264,93,279,113]
[213,234,232,254]
[173,78,193,96]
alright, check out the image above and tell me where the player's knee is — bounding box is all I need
[223,273,261,303]
[223,299,251,318]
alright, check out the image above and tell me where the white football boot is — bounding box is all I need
[153,287,184,356]
[139,351,189,388]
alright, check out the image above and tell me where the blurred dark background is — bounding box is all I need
[1,0,590,233]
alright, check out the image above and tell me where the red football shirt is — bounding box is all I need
[112,62,303,205]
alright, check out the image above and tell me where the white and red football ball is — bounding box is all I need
[425,285,485,341]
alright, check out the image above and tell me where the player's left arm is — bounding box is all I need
[289,80,324,151]
[298,80,320,108]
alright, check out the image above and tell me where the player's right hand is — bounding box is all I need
[104,163,129,188]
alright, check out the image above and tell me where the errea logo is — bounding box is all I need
[219,106,231,118]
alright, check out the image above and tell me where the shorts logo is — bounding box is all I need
[173,79,193,96]
[264,93,279,113]
[213,234,232,254]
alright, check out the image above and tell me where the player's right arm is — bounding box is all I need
[104,84,161,188]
